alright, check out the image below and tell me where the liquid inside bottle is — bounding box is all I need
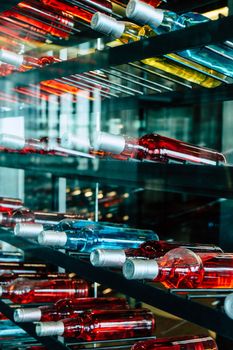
[14,297,129,322]
[38,222,158,252]
[91,132,226,165]
[123,247,233,289]
[0,278,89,303]
[131,335,218,350]
[90,240,223,267]
[36,308,155,340]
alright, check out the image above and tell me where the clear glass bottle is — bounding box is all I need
[37,221,158,252]
[131,335,218,350]
[0,278,89,303]
[36,308,155,339]
[91,13,226,88]
[14,297,129,322]
[123,247,233,288]
[91,132,226,165]
[90,240,223,267]
[126,0,233,78]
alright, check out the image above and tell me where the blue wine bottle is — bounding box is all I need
[14,220,129,239]
[126,0,233,78]
[37,221,159,252]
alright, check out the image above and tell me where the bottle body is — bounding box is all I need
[123,248,233,289]
[90,240,223,267]
[131,335,218,350]
[92,132,226,165]
[0,208,84,227]
[1,278,89,303]
[38,223,158,252]
[15,297,129,322]
[36,309,155,340]
[0,197,23,210]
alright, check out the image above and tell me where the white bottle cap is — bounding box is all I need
[38,230,67,247]
[61,133,91,153]
[92,132,126,154]
[14,308,42,323]
[90,249,126,267]
[0,286,3,297]
[91,13,125,39]
[0,134,26,150]
[126,0,164,27]
[36,321,64,337]
[224,293,233,319]
[123,259,158,280]
[14,223,44,238]
[0,49,24,67]
[0,213,3,223]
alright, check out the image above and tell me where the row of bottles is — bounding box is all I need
[90,13,227,89]
[0,131,226,165]
[0,0,163,52]
[63,131,226,165]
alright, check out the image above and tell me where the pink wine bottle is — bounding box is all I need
[36,308,155,339]
[90,240,223,267]
[92,132,226,165]
[123,247,233,288]
[0,207,84,227]
[14,297,129,322]
[131,335,218,350]
[0,278,89,303]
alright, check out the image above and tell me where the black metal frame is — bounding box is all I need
[0,230,233,342]
[1,15,233,87]
[0,153,232,198]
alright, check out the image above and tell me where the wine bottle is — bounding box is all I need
[37,222,159,252]
[123,247,233,288]
[0,49,59,71]
[0,272,76,285]
[14,218,128,238]
[126,0,233,78]
[14,297,129,322]
[91,13,225,88]
[36,308,155,339]
[131,335,218,350]
[0,278,89,303]
[2,8,73,40]
[90,240,223,267]
[0,196,23,212]
[0,207,85,227]
[91,132,226,165]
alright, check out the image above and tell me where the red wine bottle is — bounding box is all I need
[90,240,223,267]
[0,272,76,285]
[36,308,155,339]
[92,132,226,165]
[0,278,89,303]
[123,247,233,288]
[14,297,129,322]
[0,196,23,212]
[131,335,218,350]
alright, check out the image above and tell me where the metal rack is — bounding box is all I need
[0,154,232,199]
[1,15,232,90]
[0,229,233,343]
